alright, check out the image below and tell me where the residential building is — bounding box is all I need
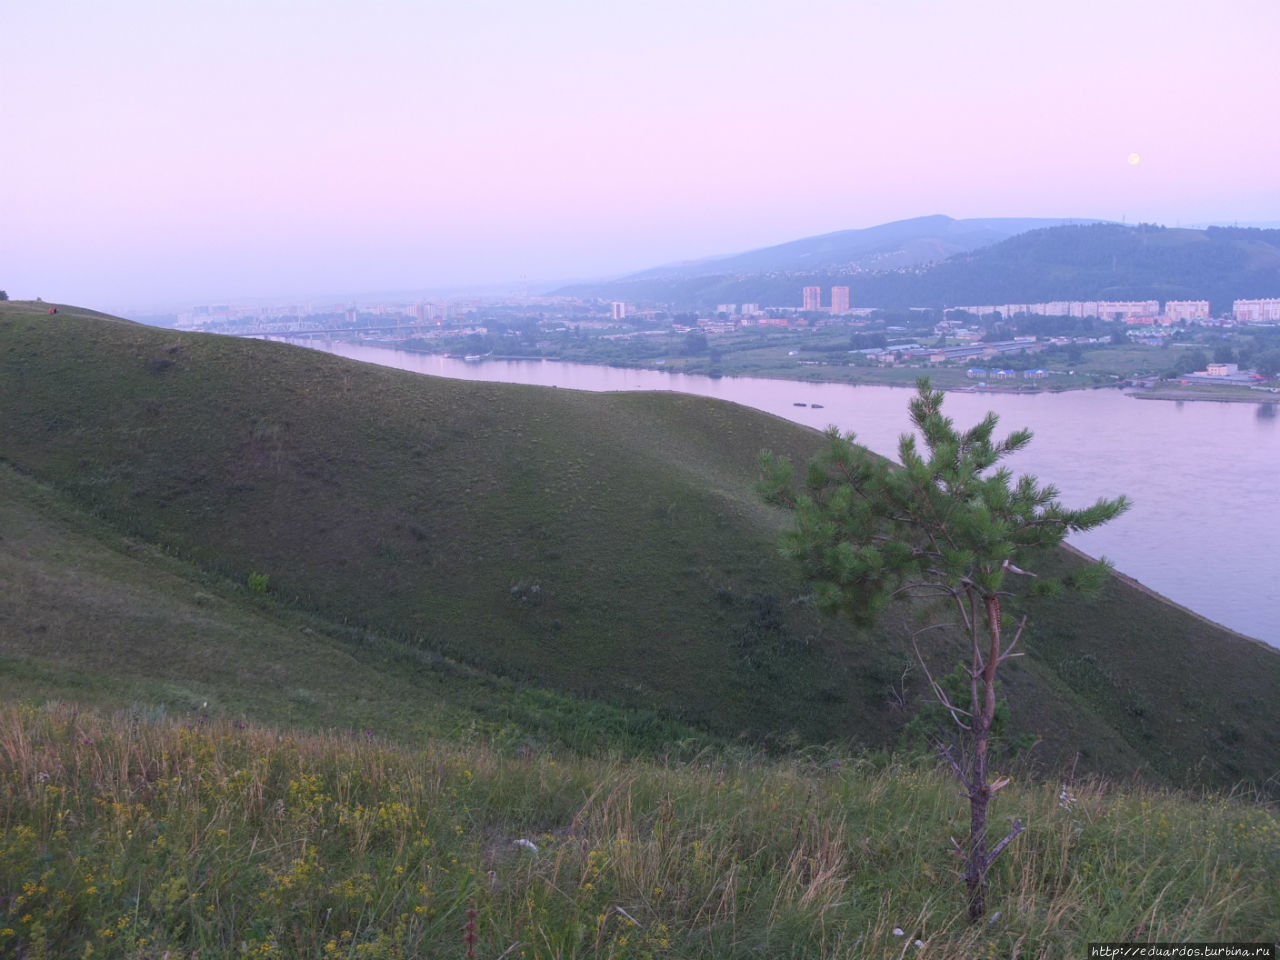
[1095,300,1160,320]
[1233,298,1280,323]
[611,301,626,321]
[802,286,822,311]
[830,286,850,314]
[1164,300,1210,322]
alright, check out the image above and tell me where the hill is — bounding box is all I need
[554,215,1099,298]
[2,300,1279,791]
[557,222,1280,312]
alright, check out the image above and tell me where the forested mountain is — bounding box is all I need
[559,223,1280,313]
[593,215,1099,284]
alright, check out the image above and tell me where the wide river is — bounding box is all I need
[278,339,1279,648]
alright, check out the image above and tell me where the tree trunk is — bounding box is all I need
[966,717,990,920]
[965,594,1004,920]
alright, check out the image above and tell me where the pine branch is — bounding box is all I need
[985,819,1025,870]
[913,635,973,731]
[997,615,1029,663]
[934,741,974,795]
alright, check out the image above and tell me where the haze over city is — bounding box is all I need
[5,0,1279,311]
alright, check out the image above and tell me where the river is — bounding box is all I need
[274,338,1279,648]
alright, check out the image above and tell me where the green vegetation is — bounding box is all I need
[1,702,1276,958]
[0,461,700,757]
[2,300,1280,952]
[761,382,1129,918]
[1135,384,1280,403]
[3,300,1280,789]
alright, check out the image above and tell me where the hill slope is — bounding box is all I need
[0,460,698,754]
[571,215,1101,287]
[561,223,1280,311]
[2,301,1278,789]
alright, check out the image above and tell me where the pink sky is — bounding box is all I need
[4,0,1278,311]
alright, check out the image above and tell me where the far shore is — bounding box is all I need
[309,334,1280,404]
[1129,389,1280,404]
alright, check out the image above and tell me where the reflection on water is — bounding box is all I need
[277,338,1279,648]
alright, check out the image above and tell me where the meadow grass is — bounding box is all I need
[1,701,1276,959]
[0,461,706,760]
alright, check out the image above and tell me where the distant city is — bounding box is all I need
[157,290,1280,338]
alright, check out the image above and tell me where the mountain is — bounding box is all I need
[553,215,1103,298]
[3,300,1279,790]
[861,222,1280,313]
[613,215,1102,282]
[556,221,1280,313]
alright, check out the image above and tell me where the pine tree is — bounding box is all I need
[760,378,1129,920]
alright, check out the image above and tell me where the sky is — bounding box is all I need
[4,0,1279,311]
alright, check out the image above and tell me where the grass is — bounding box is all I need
[0,701,1275,959]
[3,299,1280,792]
[3,300,1280,956]
[1132,383,1280,403]
[0,461,706,759]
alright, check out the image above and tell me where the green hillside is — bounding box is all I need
[0,460,699,756]
[2,301,1278,790]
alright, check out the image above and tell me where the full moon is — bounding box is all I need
[1128,152,1141,165]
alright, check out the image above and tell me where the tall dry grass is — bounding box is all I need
[0,701,1276,958]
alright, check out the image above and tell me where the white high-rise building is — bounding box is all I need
[830,286,850,314]
[1164,300,1210,322]
[1232,298,1280,323]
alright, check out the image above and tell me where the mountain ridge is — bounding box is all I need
[558,215,1104,290]
[554,220,1280,313]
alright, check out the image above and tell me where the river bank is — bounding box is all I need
[1130,387,1280,403]
[400,342,1280,403]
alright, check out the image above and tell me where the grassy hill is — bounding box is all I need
[2,300,1279,791]
[0,458,700,756]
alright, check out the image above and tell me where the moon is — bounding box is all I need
[1128,152,1141,165]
